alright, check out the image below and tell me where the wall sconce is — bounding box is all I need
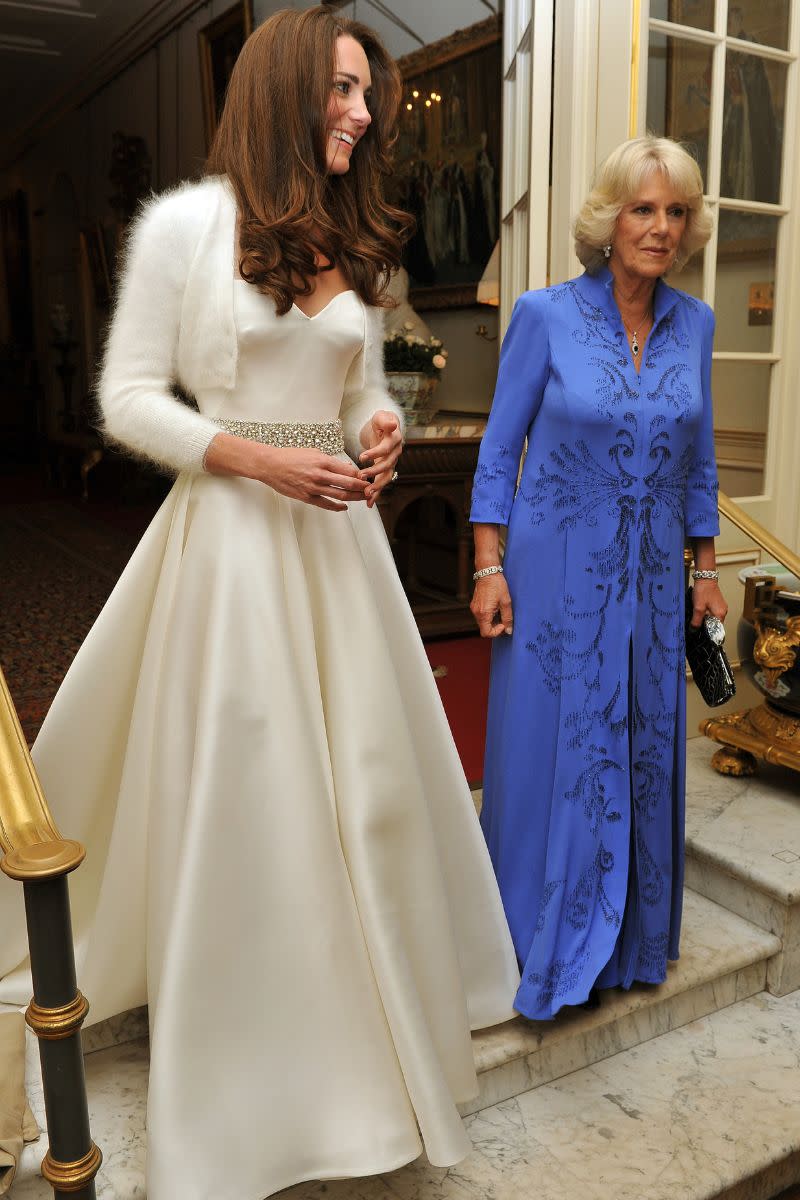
[476,241,499,340]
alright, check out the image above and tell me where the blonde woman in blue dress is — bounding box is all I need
[0,9,518,1198]
[470,137,725,1023]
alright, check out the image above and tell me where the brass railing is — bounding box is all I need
[0,666,101,1199]
[718,489,800,580]
[701,491,800,776]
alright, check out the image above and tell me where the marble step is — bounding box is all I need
[684,736,800,995]
[13,990,800,1199]
[4,884,778,1117]
[462,886,780,1116]
[29,883,778,1086]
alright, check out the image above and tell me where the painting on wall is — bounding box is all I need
[0,190,35,350]
[392,16,502,311]
[199,2,254,150]
[656,35,712,181]
[658,23,783,257]
[79,223,111,308]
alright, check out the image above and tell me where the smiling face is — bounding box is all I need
[611,170,689,282]
[325,34,373,175]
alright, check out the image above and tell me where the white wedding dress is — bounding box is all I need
[0,281,519,1200]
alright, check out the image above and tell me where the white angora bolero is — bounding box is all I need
[99,175,402,474]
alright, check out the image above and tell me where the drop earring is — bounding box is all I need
[603,244,612,259]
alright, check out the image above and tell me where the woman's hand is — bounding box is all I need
[471,574,514,638]
[689,579,728,628]
[204,432,368,512]
[257,447,370,511]
[358,410,403,508]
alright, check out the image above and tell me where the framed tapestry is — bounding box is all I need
[199,2,254,151]
[79,222,111,308]
[0,190,35,349]
[393,15,502,311]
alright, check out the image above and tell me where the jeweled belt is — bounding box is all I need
[216,418,345,456]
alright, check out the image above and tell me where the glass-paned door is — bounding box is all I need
[499,0,553,333]
[643,0,796,502]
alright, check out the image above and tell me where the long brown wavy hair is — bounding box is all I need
[206,6,412,314]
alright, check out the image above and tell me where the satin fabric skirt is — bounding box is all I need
[0,471,519,1200]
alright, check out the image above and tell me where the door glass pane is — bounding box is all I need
[513,201,529,301]
[514,49,531,214]
[647,33,714,183]
[672,248,704,298]
[711,360,770,497]
[650,0,714,31]
[721,53,787,203]
[727,1,790,50]
[714,210,778,351]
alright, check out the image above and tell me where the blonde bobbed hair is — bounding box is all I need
[573,135,714,275]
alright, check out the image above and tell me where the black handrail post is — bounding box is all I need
[21,873,100,1199]
[0,665,102,1197]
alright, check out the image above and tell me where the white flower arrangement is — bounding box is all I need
[384,321,449,378]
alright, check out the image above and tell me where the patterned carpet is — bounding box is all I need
[0,497,152,743]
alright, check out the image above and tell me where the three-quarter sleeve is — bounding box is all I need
[339,305,404,459]
[470,290,550,526]
[684,303,721,538]
[98,197,223,474]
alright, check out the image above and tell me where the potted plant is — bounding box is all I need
[383,324,447,425]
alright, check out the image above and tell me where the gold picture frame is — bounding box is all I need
[198,2,254,151]
[393,16,502,311]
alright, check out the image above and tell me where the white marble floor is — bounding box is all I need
[11,989,800,1200]
[12,1032,147,1200]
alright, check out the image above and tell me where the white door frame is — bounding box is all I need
[535,0,800,552]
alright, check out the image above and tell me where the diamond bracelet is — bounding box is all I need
[473,565,504,581]
[691,568,719,581]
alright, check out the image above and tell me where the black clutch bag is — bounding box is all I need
[685,587,736,707]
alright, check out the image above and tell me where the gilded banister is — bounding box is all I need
[718,490,800,580]
[0,665,101,1199]
[0,667,84,881]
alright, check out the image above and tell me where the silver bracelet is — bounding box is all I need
[691,568,719,581]
[473,564,504,581]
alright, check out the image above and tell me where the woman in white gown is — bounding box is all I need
[0,8,519,1199]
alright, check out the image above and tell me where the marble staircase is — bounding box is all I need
[462,887,780,1117]
[684,738,800,998]
[8,739,800,1199]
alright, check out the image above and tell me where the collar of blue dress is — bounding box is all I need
[575,264,682,329]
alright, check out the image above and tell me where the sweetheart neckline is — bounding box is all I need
[233,279,358,321]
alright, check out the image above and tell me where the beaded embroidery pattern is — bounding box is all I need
[470,272,720,1018]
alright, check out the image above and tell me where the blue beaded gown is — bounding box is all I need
[470,267,720,1021]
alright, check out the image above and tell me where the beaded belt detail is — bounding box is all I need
[216,418,345,456]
